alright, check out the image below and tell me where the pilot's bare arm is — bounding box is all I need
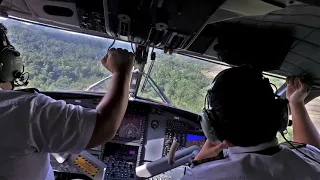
[26,48,133,153]
[287,76,320,149]
[87,48,133,148]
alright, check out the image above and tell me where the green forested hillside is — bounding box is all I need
[2,19,285,113]
[5,20,112,91]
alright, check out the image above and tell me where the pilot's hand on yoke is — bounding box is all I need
[194,140,228,161]
[285,76,320,148]
[101,48,134,74]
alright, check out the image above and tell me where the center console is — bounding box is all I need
[100,113,146,180]
[48,93,203,180]
[102,142,139,179]
[87,103,149,180]
[85,113,145,180]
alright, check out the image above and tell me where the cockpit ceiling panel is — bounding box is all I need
[195,5,320,85]
[244,5,320,85]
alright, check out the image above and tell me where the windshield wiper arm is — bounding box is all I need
[141,72,172,106]
[85,71,172,106]
[86,75,113,91]
[141,51,156,92]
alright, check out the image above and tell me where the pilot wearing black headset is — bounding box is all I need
[0,23,26,90]
[0,23,134,180]
[181,66,320,180]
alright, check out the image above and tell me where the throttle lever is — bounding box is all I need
[168,139,179,164]
[136,145,201,178]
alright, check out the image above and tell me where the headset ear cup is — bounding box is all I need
[201,110,220,142]
[277,99,289,133]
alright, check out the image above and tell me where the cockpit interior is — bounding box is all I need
[2,0,320,179]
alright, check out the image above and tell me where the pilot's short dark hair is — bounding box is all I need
[209,66,280,147]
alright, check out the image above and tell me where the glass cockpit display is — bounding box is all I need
[116,114,143,140]
[185,134,206,148]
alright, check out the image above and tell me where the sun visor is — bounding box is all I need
[188,20,294,71]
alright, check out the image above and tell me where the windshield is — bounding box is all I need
[138,50,229,113]
[2,18,286,114]
[138,50,286,113]
[3,18,131,91]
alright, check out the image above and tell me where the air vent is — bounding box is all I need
[43,5,74,17]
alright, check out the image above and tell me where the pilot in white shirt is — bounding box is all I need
[182,67,320,180]
[0,23,134,180]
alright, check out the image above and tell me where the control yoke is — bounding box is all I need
[135,145,200,178]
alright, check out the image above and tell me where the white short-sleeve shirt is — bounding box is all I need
[0,91,97,180]
[182,139,320,180]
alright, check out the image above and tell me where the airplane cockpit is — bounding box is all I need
[2,0,320,179]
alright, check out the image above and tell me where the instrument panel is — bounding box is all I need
[163,119,204,156]
[48,92,204,180]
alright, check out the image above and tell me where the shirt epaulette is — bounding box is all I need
[280,141,306,149]
[189,153,225,168]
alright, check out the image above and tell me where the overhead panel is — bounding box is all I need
[75,0,105,33]
[185,0,296,54]
[101,0,226,50]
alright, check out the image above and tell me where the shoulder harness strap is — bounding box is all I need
[189,153,225,168]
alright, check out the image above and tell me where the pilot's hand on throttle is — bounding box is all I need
[286,76,310,105]
[102,48,134,74]
[194,140,228,161]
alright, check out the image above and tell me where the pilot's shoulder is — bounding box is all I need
[280,141,306,149]
[190,153,226,168]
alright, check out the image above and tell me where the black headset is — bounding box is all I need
[200,68,290,143]
[0,23,28,88]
